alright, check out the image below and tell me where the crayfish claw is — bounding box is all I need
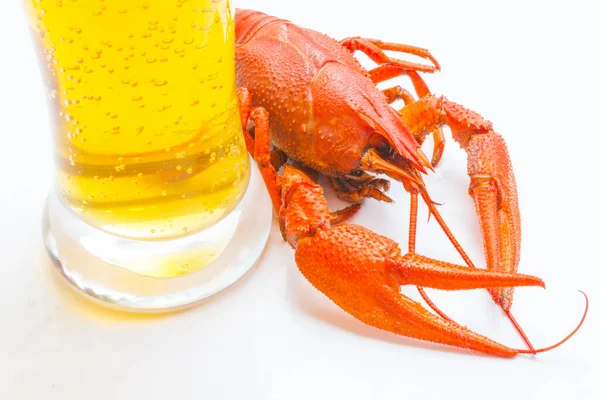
[466,132,521,310]
[294,222,544,357]
[397,95,522,311]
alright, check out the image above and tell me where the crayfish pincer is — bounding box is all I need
[234,9,587,355]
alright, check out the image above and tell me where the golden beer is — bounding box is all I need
[26,0,249,246]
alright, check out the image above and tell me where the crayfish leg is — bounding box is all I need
[326,176,393,203]
[237,87,283,212]
[339,37,440,75]
[381,86,416,105]
[329,204,362,225]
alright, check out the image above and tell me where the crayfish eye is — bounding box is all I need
[349,170,364,177]
[368,133,394,156]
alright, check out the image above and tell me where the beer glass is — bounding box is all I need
[25,0,271,311]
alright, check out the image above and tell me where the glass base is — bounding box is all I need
[43,161,272,313]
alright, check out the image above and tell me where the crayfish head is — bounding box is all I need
[278,165,331,248]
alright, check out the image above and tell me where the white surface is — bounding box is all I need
[1,0,598,399]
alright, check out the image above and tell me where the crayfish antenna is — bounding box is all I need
[516,290,589,355]
[412,288,588,357]
[417,188,538,352]
[408,190,464,325]
[505,310,536,353]
[420,188,475,271]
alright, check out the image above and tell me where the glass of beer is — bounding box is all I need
[25,0,272,311]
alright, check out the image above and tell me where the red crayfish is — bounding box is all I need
[233,8,587,357]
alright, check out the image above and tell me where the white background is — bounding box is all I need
[1,0,599,399]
